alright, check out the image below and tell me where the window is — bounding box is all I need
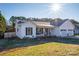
[61,29,66,31]
[36,28,43,35]
[26,27,32,35]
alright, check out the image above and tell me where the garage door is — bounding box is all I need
[61,29,73,36]
[67,30,73,36]
[61,29,67,36]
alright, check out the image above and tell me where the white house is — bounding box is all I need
[15,19,75,39]
[15,20,54,39]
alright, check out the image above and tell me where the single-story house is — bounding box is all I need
[15,20,54,39]
[15,19,76,39]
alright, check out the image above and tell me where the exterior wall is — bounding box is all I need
[74,27,79,34]
[21,21,36,38]
[59,20,75,30]
[15,20,22,38]
[4,32,16,38]
[51,20,75,37]
[15,20,36,39]
[51,27,61,36]
[59,20,75,36]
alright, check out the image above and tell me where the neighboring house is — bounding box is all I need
[15,20,54,39]
[15,19,76,39]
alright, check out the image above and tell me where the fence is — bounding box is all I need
[4,32,16,38]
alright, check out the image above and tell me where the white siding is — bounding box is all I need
[51,27,61,36]
[59,20,75,36]
[15,20,36,39]
[60,20,75,30]
[15,20,22,38]
[51,20,75,37]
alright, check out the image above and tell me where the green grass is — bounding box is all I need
[0,42,79,56]
[0,37,79,56]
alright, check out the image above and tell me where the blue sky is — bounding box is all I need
[0,3,79,22]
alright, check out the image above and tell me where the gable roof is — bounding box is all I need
[50,19,68,27]
[16,17,79,28]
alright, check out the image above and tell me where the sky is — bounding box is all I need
[0,3,79,23]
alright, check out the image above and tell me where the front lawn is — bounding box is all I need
[0,37,79,56]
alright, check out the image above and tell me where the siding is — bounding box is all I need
[51,20,75,37]
[15,20,36,39]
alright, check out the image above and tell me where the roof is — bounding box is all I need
[50,19,68,27]
[32,21,54,28]
[75,24,79,27]
[70,20,79,27]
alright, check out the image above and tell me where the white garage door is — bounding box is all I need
[61,29,73,36]
[67,30,73,36]
[61,29,67,36]
[61,30,67,36]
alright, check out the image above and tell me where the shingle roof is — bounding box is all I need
[50,19,68,26]
[32,21,54,28]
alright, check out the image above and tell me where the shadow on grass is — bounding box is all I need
[0,36,79,52]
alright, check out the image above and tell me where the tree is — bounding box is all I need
[9,16,15,27]
[9,16,27,27]
[0,11,6,37]
[53,18,62,21]
[0,11,6,33]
